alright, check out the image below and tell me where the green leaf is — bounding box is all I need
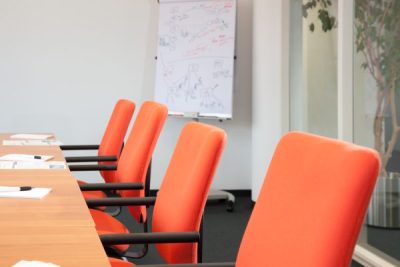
[361,62,368,70]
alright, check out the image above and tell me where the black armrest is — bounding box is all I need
[68,164,117,171]
[60,144,100,150]
[138,263,235,267]
[65,155,117,163]
[100,232,200,246]
[80,182,143,191]
[86,196,156,208]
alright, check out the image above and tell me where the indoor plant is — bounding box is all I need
[303,0,400,227]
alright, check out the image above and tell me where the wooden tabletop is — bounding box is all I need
[0,133,111,266]
[0,226,110,267]
[0,174,95,228]
[0,146,66,161]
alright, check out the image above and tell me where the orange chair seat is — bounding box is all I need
[109,258,135,267]
[90,209,130,252]
[81,190,107,199]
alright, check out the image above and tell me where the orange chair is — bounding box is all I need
[86,122,227,264]
[78,101,167,257]
[107,131,380,267]
[79,101,168,221]
[61,99,135,199]
[61,99,135,168]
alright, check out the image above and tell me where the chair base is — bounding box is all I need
[207,190,235,212]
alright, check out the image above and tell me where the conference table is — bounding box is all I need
[0,134,110,266]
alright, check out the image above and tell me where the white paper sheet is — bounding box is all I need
[2,140,63,146]
[0,161,66,169]
[0,154,54,162]
[0,188,52,199]
[154,0,236,118]
[10,134,53,140]
[12,260,59,267]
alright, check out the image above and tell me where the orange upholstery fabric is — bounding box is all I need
[90,209,130,252]
[115,101,168,223]
[81,190,107,200]
[98,99,135,183]
[152,122,227,264]
[76,99,134,199]
[90,101,167,250]
[109,258,134,267]
[95,122,226,264]
[236,132,380,267]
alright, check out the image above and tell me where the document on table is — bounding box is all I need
[2,140,63,146]
[12,260,59,266]
[0,188,52,199]
[10,134,53,140]
[0,154,54,162]
[0,161,66,169]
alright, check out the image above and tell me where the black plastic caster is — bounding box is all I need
[226,200,234,212]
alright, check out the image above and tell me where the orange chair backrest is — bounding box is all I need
[98,99,135,183]
[152,122,227,264]
[236,132,380,267]
[116,101,168,223]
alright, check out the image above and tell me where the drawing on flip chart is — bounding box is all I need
[155,0,236,118]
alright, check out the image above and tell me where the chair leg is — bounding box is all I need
[145,160,152,197]
[198,215,203,263]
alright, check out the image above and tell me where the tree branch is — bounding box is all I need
[381,79,400,173]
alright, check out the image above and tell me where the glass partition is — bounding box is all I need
[289,0,338,138]
[290,0,400,265]
[353,0,400,263]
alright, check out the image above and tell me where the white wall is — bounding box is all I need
[252,0,289,200]
[0,0,253,189]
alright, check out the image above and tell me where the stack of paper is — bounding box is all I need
[12,260,59,266]
[10,134,53,140]
[0,161,66,170]
[2,140,63,146]
[0,154,54,162]
[0,188,52,199]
